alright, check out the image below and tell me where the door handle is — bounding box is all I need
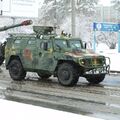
[39,52,42,56]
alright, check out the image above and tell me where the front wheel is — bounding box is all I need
[9,59,26,80]
[57,63,79,86]
[86,74,105,84]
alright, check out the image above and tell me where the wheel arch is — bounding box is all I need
[6,55,23,69]
[54,60,83,76]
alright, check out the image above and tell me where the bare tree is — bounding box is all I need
[38,0,99,25]
[111,0,120,21]
[112,0,120,11]
[76,0,98,16]
[96,32,117,49]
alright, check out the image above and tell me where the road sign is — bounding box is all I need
[0,0,38,18]
[93,22,120,53]
[93,22,120,32]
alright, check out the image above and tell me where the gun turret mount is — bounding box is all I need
[33,26,54,35]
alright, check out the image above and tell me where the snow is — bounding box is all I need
[104,52,120,72]
[98,0,112,6]
[96,43,109,51]
[96,44,120,72]
[0,99,102,120]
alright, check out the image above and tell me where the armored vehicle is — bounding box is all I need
[2,25,110,86]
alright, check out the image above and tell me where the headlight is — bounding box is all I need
[79,57,105,67]
[79,59,86,65]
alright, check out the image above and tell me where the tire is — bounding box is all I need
[57,63,79,86]
[9,59,26,80]
[0,43,5,66]
[37,73,51,79]
[86,74,105,84]
[0,56,4,66]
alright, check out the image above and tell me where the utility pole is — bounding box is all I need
[11,17,16,33]
[54,0,57,33]
[11,17,16,25]
[71,0,76,37]
[0,0,3,15]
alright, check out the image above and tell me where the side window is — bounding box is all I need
[48,41,52,49]
[28,39,36,47]
[28,40,36,45]
[14,39,21,44]
[40,41,52,51]
[14,39,21,47]
[55,40,67,49]
[40,42,45,50]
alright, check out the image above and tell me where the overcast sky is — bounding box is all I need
[99,0,112,6]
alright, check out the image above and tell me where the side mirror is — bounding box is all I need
[43,42,48,51]
[82,41,87,49]
[84,43,87,49]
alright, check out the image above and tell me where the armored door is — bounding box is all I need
[37,40,57,72]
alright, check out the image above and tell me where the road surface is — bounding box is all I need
[0,67,120,120]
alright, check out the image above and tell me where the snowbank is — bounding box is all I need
[0,99,102,120]
[96,46,120,72]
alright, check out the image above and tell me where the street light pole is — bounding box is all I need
[54,0,57,33]
[0,0,3,15]
[118,30,120,53]
[71,0,76,37]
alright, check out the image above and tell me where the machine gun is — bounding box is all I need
[0,20,32,65]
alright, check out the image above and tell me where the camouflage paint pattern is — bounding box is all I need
[5,26,110,76]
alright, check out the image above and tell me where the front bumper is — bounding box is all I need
[83,65,110,76]
[80,57,110,75]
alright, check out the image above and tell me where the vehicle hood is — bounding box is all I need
[65,49,102,58]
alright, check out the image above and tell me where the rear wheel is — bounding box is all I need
[57,63,79,86]
[0,56,4,65]
[9,59,26,80]
[0,42,6,66]
[86,74,105,84]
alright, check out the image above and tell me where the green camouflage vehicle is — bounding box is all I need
[0,24,110,86]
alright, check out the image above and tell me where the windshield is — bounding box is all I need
[54,39,83,51]
[55,40,68,50]
[69,40,83,50]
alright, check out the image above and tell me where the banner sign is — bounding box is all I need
[93,22,120,32]
[0,0,38,18]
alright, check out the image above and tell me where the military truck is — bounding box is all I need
[1,25,110,86]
